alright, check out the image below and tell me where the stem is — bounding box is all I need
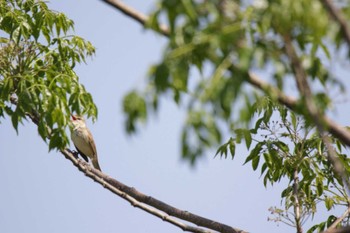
[293,169,303,233]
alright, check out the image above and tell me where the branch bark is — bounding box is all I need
[61,149,214,233]
[101,0,170,36]
[323,226,350,233]
[325,206,350,232]
[61,150,246,233]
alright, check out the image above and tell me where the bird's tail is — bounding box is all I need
[92,158,102,171]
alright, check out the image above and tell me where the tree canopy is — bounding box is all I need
[2,0,350,232]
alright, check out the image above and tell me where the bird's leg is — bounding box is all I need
[67,148,80,158]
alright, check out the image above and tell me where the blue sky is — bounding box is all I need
[0,1,348,233]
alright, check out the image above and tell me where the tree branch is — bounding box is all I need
[99,0,350,148]
[61,149,213,233]
[320,0,350,48]
[323,226,350,233]
[63,153,246,233]
[13,97,246,233]
[101,0,170,36]
[325,206,350,231]
[283,34,350,196]
[247,71,350,146]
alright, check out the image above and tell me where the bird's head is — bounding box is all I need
[71,115,86,128]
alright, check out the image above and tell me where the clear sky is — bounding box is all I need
[0,1,348,233]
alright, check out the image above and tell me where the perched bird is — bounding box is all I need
[70,115,101,171]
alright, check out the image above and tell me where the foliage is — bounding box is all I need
[120,0,350,231]
[124,0,347,161]
[2,0,350,232]
[224,103,350,230]
[0,0,97,150]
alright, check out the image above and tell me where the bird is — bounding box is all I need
[70,115,102,171]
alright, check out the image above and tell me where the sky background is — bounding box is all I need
[0,1,349,233]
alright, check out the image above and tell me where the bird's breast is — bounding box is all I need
[71,128,94,158]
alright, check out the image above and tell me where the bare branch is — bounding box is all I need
[103,175,246,233]
[61,149,213,233]
[77,157,245,232]
[323,226,350,233]
[63,151,246,233]
[320,0,350,48]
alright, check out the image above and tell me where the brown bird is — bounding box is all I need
[70,115,101,171]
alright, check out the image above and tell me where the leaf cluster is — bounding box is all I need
[0,0,97,150]
[217,103,350,230]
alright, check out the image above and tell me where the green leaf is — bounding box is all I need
[252,155,260,170]
[324,196,334,210]
[11,114,19,133]
[316,177,323,196]
[275,141,289,153]
[229,139,236,159]
[244,142,263,164]
[243,130,252,149]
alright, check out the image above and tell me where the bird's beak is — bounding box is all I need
[71,115,76,121]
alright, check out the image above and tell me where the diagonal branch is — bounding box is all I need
[61,149,213,233]
[283,33,350,196]
[283,34,319,120]
[101,0,170,36]
[9,94,244,233]
[323,226,350,233]
[65,152,245,233]
[15,98,245,233]
[99,0,350,148]
[324,201,350,231]
[320,0,350,48]
[63,151,245,233]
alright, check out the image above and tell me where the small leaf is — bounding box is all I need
[244,142,263,164]
[252,155,260,170]
[11,114,19,133]
[244,130,252,149]
[324,196,334,210]
[229,139,236,159]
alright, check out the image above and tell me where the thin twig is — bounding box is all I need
[320,0,350,48]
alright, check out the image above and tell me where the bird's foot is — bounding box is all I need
[70,150,80,158]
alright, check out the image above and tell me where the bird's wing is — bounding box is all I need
[87,129,102,171]
[87,128,98,157]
